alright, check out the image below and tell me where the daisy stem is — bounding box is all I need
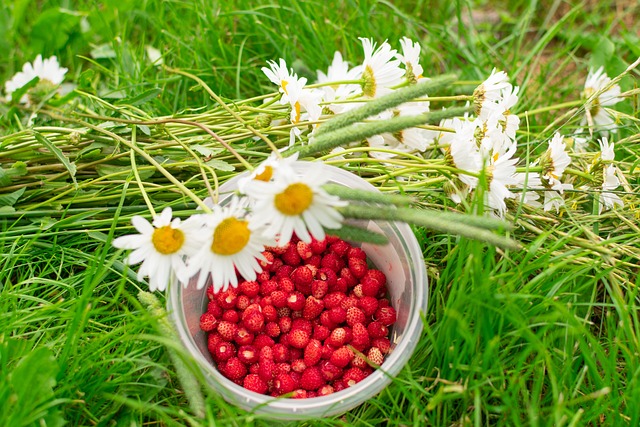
[322,184,413,206]
[290,106,471,157]
[415,95,474,102]
[338,205,519,250]
[312,74,458,137]
[519,100,584,116]
[164,66,280,156]
[326,223,389,245]
[130,126,156,217]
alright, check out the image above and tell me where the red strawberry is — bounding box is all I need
[262,305,278,322]
[242,309,265,333]
[324,292,346,309]
[207,300,223,318]
[275,265,295,281]
[266,243,287,255]
[270,290,288,308]
[291,318,313,334]
[372,337,391,354]
[317,268,338,288]
[213,341,236,362]
[321,343,336,360]
[333,379,347,392]
[272,343,291,363]
[238,345,258,364]
[348,257,368,279]
[259,250,275,270]
[329,346,354,368]
[207,333,223,354]
[217,321,238,342]
[343,367,366,387]
[300,366,325,391]
[291,389,308,399]
[296,241,313,260]
[340,267,358,287]
[358,296,379,317]
[366,269,387,287]
[259,346,274,361]
[328,306,347,324]
[274,373,298,395]
[311,280,329,299]
[234,327,254,346]
[367,321,388,339]
[216,288,238,309]
[258,359,276,382]
[282,244,302,266]
[375,306,397,326]
[313,325,331,341]
[222,310,239,323]
[330,240,351,257]
[278,316,292,334]
[351,323,370,351]
[243,374,268,394]
[291,359,307,373]
[291,266,313,287]
[222,357,247,380]
[302,296,324,320]
[239,280,260,297]
[326,327,347,348]
[320,252,342,273]
[236,295,250,311]
[351,353,368,369]
[346,307,366,326]
[319,311,335,329]
[367,347,384,366]
[260,279,279,296]
[274,362,292,376]
[253,334,275,350]
[277,276,295,293]
[303,339,322,367]
[352,284,364,298]
[270,258,284,273]
[288,329,310,349]
[319,360,342,381]
[361,275,382,297]
[206,285,216,301]
[307,254,322,268]
[309,237,327,255]
[347,247,367,261]
[317,384,334,396]
[286,291,305,311]
[200,312,217,332]
[265,321,281,338]
[256,270,271,283]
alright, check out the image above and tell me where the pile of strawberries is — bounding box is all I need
[199,235,397,398]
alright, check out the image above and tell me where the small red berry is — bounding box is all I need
[282,244,302,266]
[242,310,265,333]
[319,360,343,381]
[222,310,239,323]
[302,296,324,320]
[262,305,278,322]
[275,265,295,281]
[287,291,305,311]
[291,266,314,287]
[358,296,379,317]
[340,267,358,287]
[236,295,250,311]
[238,345,259,364]
[213,341,236,362]
[259,251,275,272]
[311,280,329,299]
[326,327,347,347]
[207,300,223,318]
[291,318,313,334]
[243,374,268,394]
[296,241,313,260]
[265,321,281,338]
[288,329,310,349]
[200,312,217,332]
[367,321,388,339]
[253,334,275,350]
[260,279,279,296]
[346,306,366,326]
[216,289,238,309]
[347,247,367,261]
[277,276,295,293]
[272,343,291,363]
[375,306,397,326]
[239,280,260,297]
[318,384,334,396]
[367,347,384,366]
[372,337,392,354]
[313,325,331,341]
[328,306,347,324]
[217,321,238,342]
[351,323,370,351]
[309,237,327,255]
[320,252,342,273]
[274,373,298,395]
[303,339,322,367]
[324,292,346,309]
[291,359,307,373]
[291,389,308,399]
[278,316,292,334]
[300,366,325,391]
[234,327,254,346]
[329,346,354,368]
[258,359,276,382]
[256,270,271,283]
[222,357,247,380]
[270,290,288,308]
[343,367,366,387]
[330,240,351,257]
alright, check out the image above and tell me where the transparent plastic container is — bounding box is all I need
[167,162,429,420]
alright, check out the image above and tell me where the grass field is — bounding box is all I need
[1,1,640,426]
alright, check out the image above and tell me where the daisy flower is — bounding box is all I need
[284,77,323,146]
[397,37,424,82]
[367,101,435,154]
[262,58,307,105]
[541,133,571,191]
[237,153,298,194]
[5,55,68,103]
[485,145,520,216]
[359,38,405,98]
[316,51,363,114]
[473,69,512,117]
[112,207,199,292]
[245,162,346,245]
[581,67,622,135]
[599,165,623,214]
[440,117,482,189]
[569,134,589,153]
[186,197,273,291]
[598,137,615,161]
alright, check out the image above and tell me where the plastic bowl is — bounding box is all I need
[167,162,428,420]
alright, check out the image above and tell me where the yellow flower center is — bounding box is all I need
[151,226,185,255]
[274,183,313,216]
[254,166,273,182]
[211,217,251,255]
[362,65,377,98]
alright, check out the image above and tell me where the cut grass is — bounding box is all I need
[1,0,640,426]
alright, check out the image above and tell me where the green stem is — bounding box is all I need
[323,184,413,206]
[519,100,583,116]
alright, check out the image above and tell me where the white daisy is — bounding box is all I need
[440,117,482,188]
[112,207,199,292]
[367,101,435,154]
[5,55,68,103]
[541,133,571,191]
[599,165,623,214]
[262,58,307,105]
[397,37,424,82]
[316,51,363,114]
[581,67,622,135]
[284,77,323,146]
[485,145,519,216]
[359,38,405,98]
[598,137,615,161]
[473,69,512,117]
[570,134,589,153]
[245,162,346,245]
[237,152,298,194]
[186,197,273,291]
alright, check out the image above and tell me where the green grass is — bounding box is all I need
[1,0,640,426]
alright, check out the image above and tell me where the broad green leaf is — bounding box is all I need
[0,187,26,207]
[205,159,235,171]
[30,8,82,53]
[90,43,117,59]
[0,162,28,187]
[34,131,77,187]
[115,88,162,106]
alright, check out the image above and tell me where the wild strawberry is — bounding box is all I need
[213,341,235,362]
[262,305,278,322]
[319,311,335,328]
[326,327,347,347]
[375,306,397,326]
[372,337,391,354]
[333,277,349,293]
[286,291,305,311]
[319,360,342,382]
[271,258,284,272]
[351,353,368,369]
[347,246,367,261]
[222,310,239,323]
[313,325,331,341]
[258,358,276,382]
[291,359,307,373]
[288,329,310,349]
[343,367,366,387]
[216,289,238,309]
[274,373,298,395]
[303,339,322,367]
[321,343,336,360]
[260,279,279,296]
[236,295,250,311]
[243,374,268,394]
[328,306,347,324]
[259,295,273,307]
[367,321,388,339]
[300,366,325,391]
[217,321,238,342]
[311,280,329,299]
[329,346,354,368]
[291,389,308,399]
[275,265,295,281]
[351,323,370,351]
[265,321,281,338]
[330,240,351,257]
[259,346,273,361]
[242,310,265,333]
[207,300,223,318]
[239,280,260,297]
[278,316,292,334]
[317,384,334,396]
[302,296,324,320]
[367,347,384,366]
[352,284,364,298]
[274,362,292,376]
[249,363,260,375]
[272,344,290,363]
[291,310,303,319]
[333,379,347,392]
[259,250,275,271]
[343,326,353,343]
[307,254,322,268]
[324,292,346,309]
[234,327,254,346]
[222,357,247,380]
[207,333,223,354]
[309,237,327,255]
[256,269,271,283]
[378,298,390,308]
[340,267,358,287]
[270,290,288,308]
[346,307,366,326]
[282,244,302,266]
[253,334,275,350]
[361,275,382,297]
[358,296,379,317]
[238,345,259,364]
[291,266,313,287]
[366,269,387,287]
[320,252,342,273]
[296,241,313,260]
[206,285,216,301]
[200,312,217,332]
[277,276,295,293]
[291,318,313,334]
